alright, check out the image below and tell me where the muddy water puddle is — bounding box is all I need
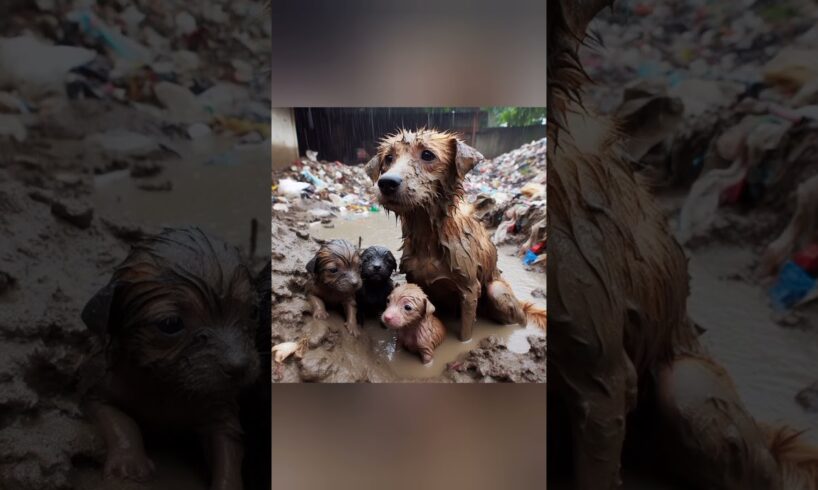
[92,137,271,251]
[311,211,546,379]
[688,246,818,443]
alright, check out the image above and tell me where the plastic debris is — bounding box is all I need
[769,261,817,311]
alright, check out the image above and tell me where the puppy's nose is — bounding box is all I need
[221,352,249,377]
[378,175,402,195]
[372,264,382,272]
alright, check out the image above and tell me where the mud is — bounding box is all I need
[270,211,547,383]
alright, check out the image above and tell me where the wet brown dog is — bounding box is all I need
[306,239,363,337]
[382,283,446,363]
[365,128,546,341]
[81,227,260,490]
[548,1,818,488]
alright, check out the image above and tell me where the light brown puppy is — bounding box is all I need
[306,239,362,337]
[365,128,546,341]
[382,283,446,364]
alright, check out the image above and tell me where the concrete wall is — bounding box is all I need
[271,108,299,170]
[472,125,546,159]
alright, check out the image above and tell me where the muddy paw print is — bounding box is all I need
[104,449,155,482]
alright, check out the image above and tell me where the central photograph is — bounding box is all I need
[270,108,546,382]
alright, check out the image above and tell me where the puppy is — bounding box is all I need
[365,129,546,341]
[81,227,261,490]
[306,239,362,337]
[355,245,397,326]
[381,283,446,364]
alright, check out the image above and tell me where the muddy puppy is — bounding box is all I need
[366,128,546,341]
[382,283,446,364]
[356,245,397,326]
[306,239,363,337]
[81,227,261,490]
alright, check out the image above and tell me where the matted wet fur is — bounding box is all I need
[80,227,261,490]
[356,245,397,326]
[365,128,546,341]
[548,0,818,488]
[382,283,446,364]
[306,239,363,337]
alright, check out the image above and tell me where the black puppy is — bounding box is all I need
[356,246,397,326]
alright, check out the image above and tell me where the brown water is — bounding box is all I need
[310,211,546,379]
[92,137,271,254]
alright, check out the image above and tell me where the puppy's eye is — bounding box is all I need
[328,267,338,273]
[156,316,184,335]
[384,155,393,165]
[404,304,412,311]
[421,150,435,161]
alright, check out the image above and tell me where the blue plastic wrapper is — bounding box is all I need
[770,260,817,310]
[523,250,537,266]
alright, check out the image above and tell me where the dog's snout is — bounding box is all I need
[378,175,402,195]
[372,263,382,272]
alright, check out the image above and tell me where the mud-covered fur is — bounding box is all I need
[81,227,260,489]
[366,128,546,341]
[305,239,362,337]
[356,245,397,326]
[548,1,818,488]
[382,283,446,364]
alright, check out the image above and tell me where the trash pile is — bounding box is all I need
[465,138,546,268]
[581,1,818,313]
[0,0,271,154]
[272,153,378,221]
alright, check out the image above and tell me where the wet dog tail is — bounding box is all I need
[763,424,818,489]
[521,301,547,330]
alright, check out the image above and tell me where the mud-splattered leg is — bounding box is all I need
[307,293,328,320]
[343,300,360,338]
[484,278,526,325]
[202,417,244,490]
[88,400,155,482]
[652,355,779,489]
[459,282,481,341]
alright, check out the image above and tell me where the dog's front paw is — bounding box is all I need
[313,309,329,320]
[104,448,155,482]
[345,322,361,338]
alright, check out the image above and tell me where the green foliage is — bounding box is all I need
[490,107,547,127]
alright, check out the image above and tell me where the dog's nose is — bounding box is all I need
[222,353,249,378]
[378,175,402,195]
[372,263,382,272]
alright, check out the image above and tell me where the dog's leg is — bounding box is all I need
[343,300,361,338]
[484,279,526,325]
[651,355,780,489]
[88,400,155,482]
[307,293,329,320]
[566,351,630,490]
[459,282,481,341]
[202,416,244,490]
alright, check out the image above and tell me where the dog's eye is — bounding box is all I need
[404,304,412,311]
[156,316,184,335]
[384,155,393,165]
[328,267,338,273]
[421,150,436,161]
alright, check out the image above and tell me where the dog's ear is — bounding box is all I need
[364,156,381,183]
[306,256,318,274]
[454,140,484,178]
[424,298,436,316]
[385,250,397,272]
[81,280,121,336]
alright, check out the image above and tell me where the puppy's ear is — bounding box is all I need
[385,250,397,272]
[81,281,121,336]
[306,256,318,274]
[364,155,381,183]
[454,140,484,178]
[424,298,436,316]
